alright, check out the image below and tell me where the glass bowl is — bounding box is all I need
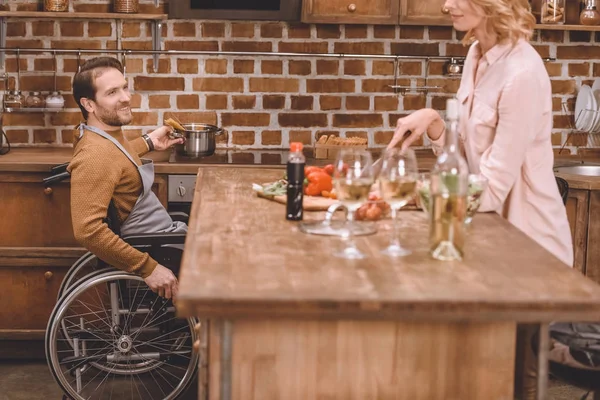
[417,173,488,225]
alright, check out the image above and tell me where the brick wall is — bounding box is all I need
[2,0,599,155]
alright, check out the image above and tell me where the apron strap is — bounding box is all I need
[80,124,139,167]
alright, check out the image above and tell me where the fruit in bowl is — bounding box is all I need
[417,173,488,225]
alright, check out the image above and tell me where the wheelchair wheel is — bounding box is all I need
[57,252,107,300]
[46,270,198,400]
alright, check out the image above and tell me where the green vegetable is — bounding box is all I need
[262,179,288,196]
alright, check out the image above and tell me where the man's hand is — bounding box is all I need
[148,125,184,151]
[143,264,179,303]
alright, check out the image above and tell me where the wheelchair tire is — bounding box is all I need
[46,270,198,400]
[57,252,100,300]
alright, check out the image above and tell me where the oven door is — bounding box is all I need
[169,0,301,21]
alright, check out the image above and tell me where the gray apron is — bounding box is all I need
[78,124,187,237]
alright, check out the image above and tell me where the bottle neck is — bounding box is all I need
[444,119,460,152]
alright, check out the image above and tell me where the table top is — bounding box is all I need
[177,166,600,322]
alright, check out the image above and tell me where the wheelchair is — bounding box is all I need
[43,163,199,400]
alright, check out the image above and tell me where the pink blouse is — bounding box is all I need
[431,39,574,267]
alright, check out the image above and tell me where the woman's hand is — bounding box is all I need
[148,125,184,151]
[388,108,444,150]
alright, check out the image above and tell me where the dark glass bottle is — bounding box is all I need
[286,142,305,221]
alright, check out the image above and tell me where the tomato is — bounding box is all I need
[323,164,334,176]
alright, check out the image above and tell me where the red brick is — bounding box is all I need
[231,153,255,163]
[262,153,283,164]
[345,25,368,39]
[149,95,171,109]
[553,114,572,129]
[428,61,446,76]
[73,3,110,12]
[375,96,400,111]
[550,80,577,95]
[261,23,283,38]
[61,129,75,144]
[289,130,312,145]
[278,113,328,127]
[131,112,158,126]
[33,58,54,72]
[222,41,271,52]
[425,78,461,94]
[222,113,270,126]
[446,43,470,56]
[20,76,71,92]
[401,61,423,76]
[205,59,228,74]
[173,22,196,37]
[263,95,285,109]
[193,78,244,92]
[165,41,219,51]
[202,22,225,38]
[533,45,550,58]
[372,61,395,76]
[33,129,56,144]
[16,3,39,10]
[261,60,283,75]
[48,112,79,126]
[373,26,396,39]
[307,79,355,93]
[568,63,590,77]
[50,40,102,49]
[134,77,184,91]
[88,22,112,37]
[60,21,84,37]
[249,78,299,93]
[545,63,562,77]
[540,30,564,42]
[130,93,142,109]
[291,96,314,110]
[122,22,140,38]
[374,131,394,145]
[566,132,589,146]
[317,60,340,75]
[399,26,424,40]
[7,21,26,37]
[320,96,342,110]
[261,130,282,145]
[287,23,311,39]
[206,94,228,109]
[334,42,385,54]
[177,59,199,74]
[169,112,217,125]
[289,60,311,75]
[146,58,171,74]
[5,129,29,143]
[32,21,55,36]
[232,95,257,109]
[177,95,199,110]
[404,95,427,110]
[232,23,256,38]
[7,39,45,49]
[361,78,399,93]
[316,25,341,39]
[234,60,255,74]
[391,43,439,56]
[333,114,383,128]
[344,60,366,76]
[428,26,453,40]
[231,131,255,145]
[346,96,370,110]
[279,42,328,54]
[557,46,600,59]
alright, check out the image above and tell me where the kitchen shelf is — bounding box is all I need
[0,11,167,20]
[3,107,64,113]
[535,24,600,31]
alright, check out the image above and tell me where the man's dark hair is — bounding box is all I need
[73,57,124,120]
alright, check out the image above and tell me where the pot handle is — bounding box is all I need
[213,127,225,136]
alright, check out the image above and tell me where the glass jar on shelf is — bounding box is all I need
[44,0,69,12]
[541,0,566,24]
[45,91,65,109]
[580,0,600,25]
[25,92,46,108]
[3,90,25,109]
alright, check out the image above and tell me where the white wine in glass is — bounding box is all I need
[333,149,374,259]
[378,148,418,257]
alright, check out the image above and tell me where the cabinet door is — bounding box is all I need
[302,0,399,25]
[565,188,589,274]
[400,0,452,25]
[585,191,600,284]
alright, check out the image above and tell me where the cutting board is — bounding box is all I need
[257,191,337,211]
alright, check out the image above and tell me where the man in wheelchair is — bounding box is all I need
[70,56,185,302]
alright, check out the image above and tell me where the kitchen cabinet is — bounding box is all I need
[565,188,590,275]
[302,0,399,25]
[0,171,168,358]
[399,0,452,25]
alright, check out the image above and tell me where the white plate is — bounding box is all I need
[591,80,600,133]
[575,85,596,132]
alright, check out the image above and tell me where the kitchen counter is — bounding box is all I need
[177,166,600,400]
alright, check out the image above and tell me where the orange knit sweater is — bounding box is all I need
[67,127,158,278]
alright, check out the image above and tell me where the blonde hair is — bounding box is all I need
[462,0,535,45]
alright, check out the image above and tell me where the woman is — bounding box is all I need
[389,0,573,267]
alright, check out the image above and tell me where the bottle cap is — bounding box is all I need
[290,142,303,152]
[446,98,459,120]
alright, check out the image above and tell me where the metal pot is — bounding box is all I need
[172,123,224,158]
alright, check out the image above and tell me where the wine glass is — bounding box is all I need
[378,148,418,257]
[333,149,375,259]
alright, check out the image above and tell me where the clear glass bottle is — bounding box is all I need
[3,90,25,109]
[25,92,45,108]
[429,98,469,261]
[541,0,566,24]
[580,0,600,24]
[45,91,65,108]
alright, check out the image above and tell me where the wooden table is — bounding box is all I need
[178,167,600,400]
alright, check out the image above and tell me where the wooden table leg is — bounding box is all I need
[536,323,550,400]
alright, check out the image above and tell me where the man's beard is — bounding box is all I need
[94,102,132,127]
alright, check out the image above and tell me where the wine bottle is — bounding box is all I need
[286,142,305,221]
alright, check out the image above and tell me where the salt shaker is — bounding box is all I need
[45,91,65,109]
